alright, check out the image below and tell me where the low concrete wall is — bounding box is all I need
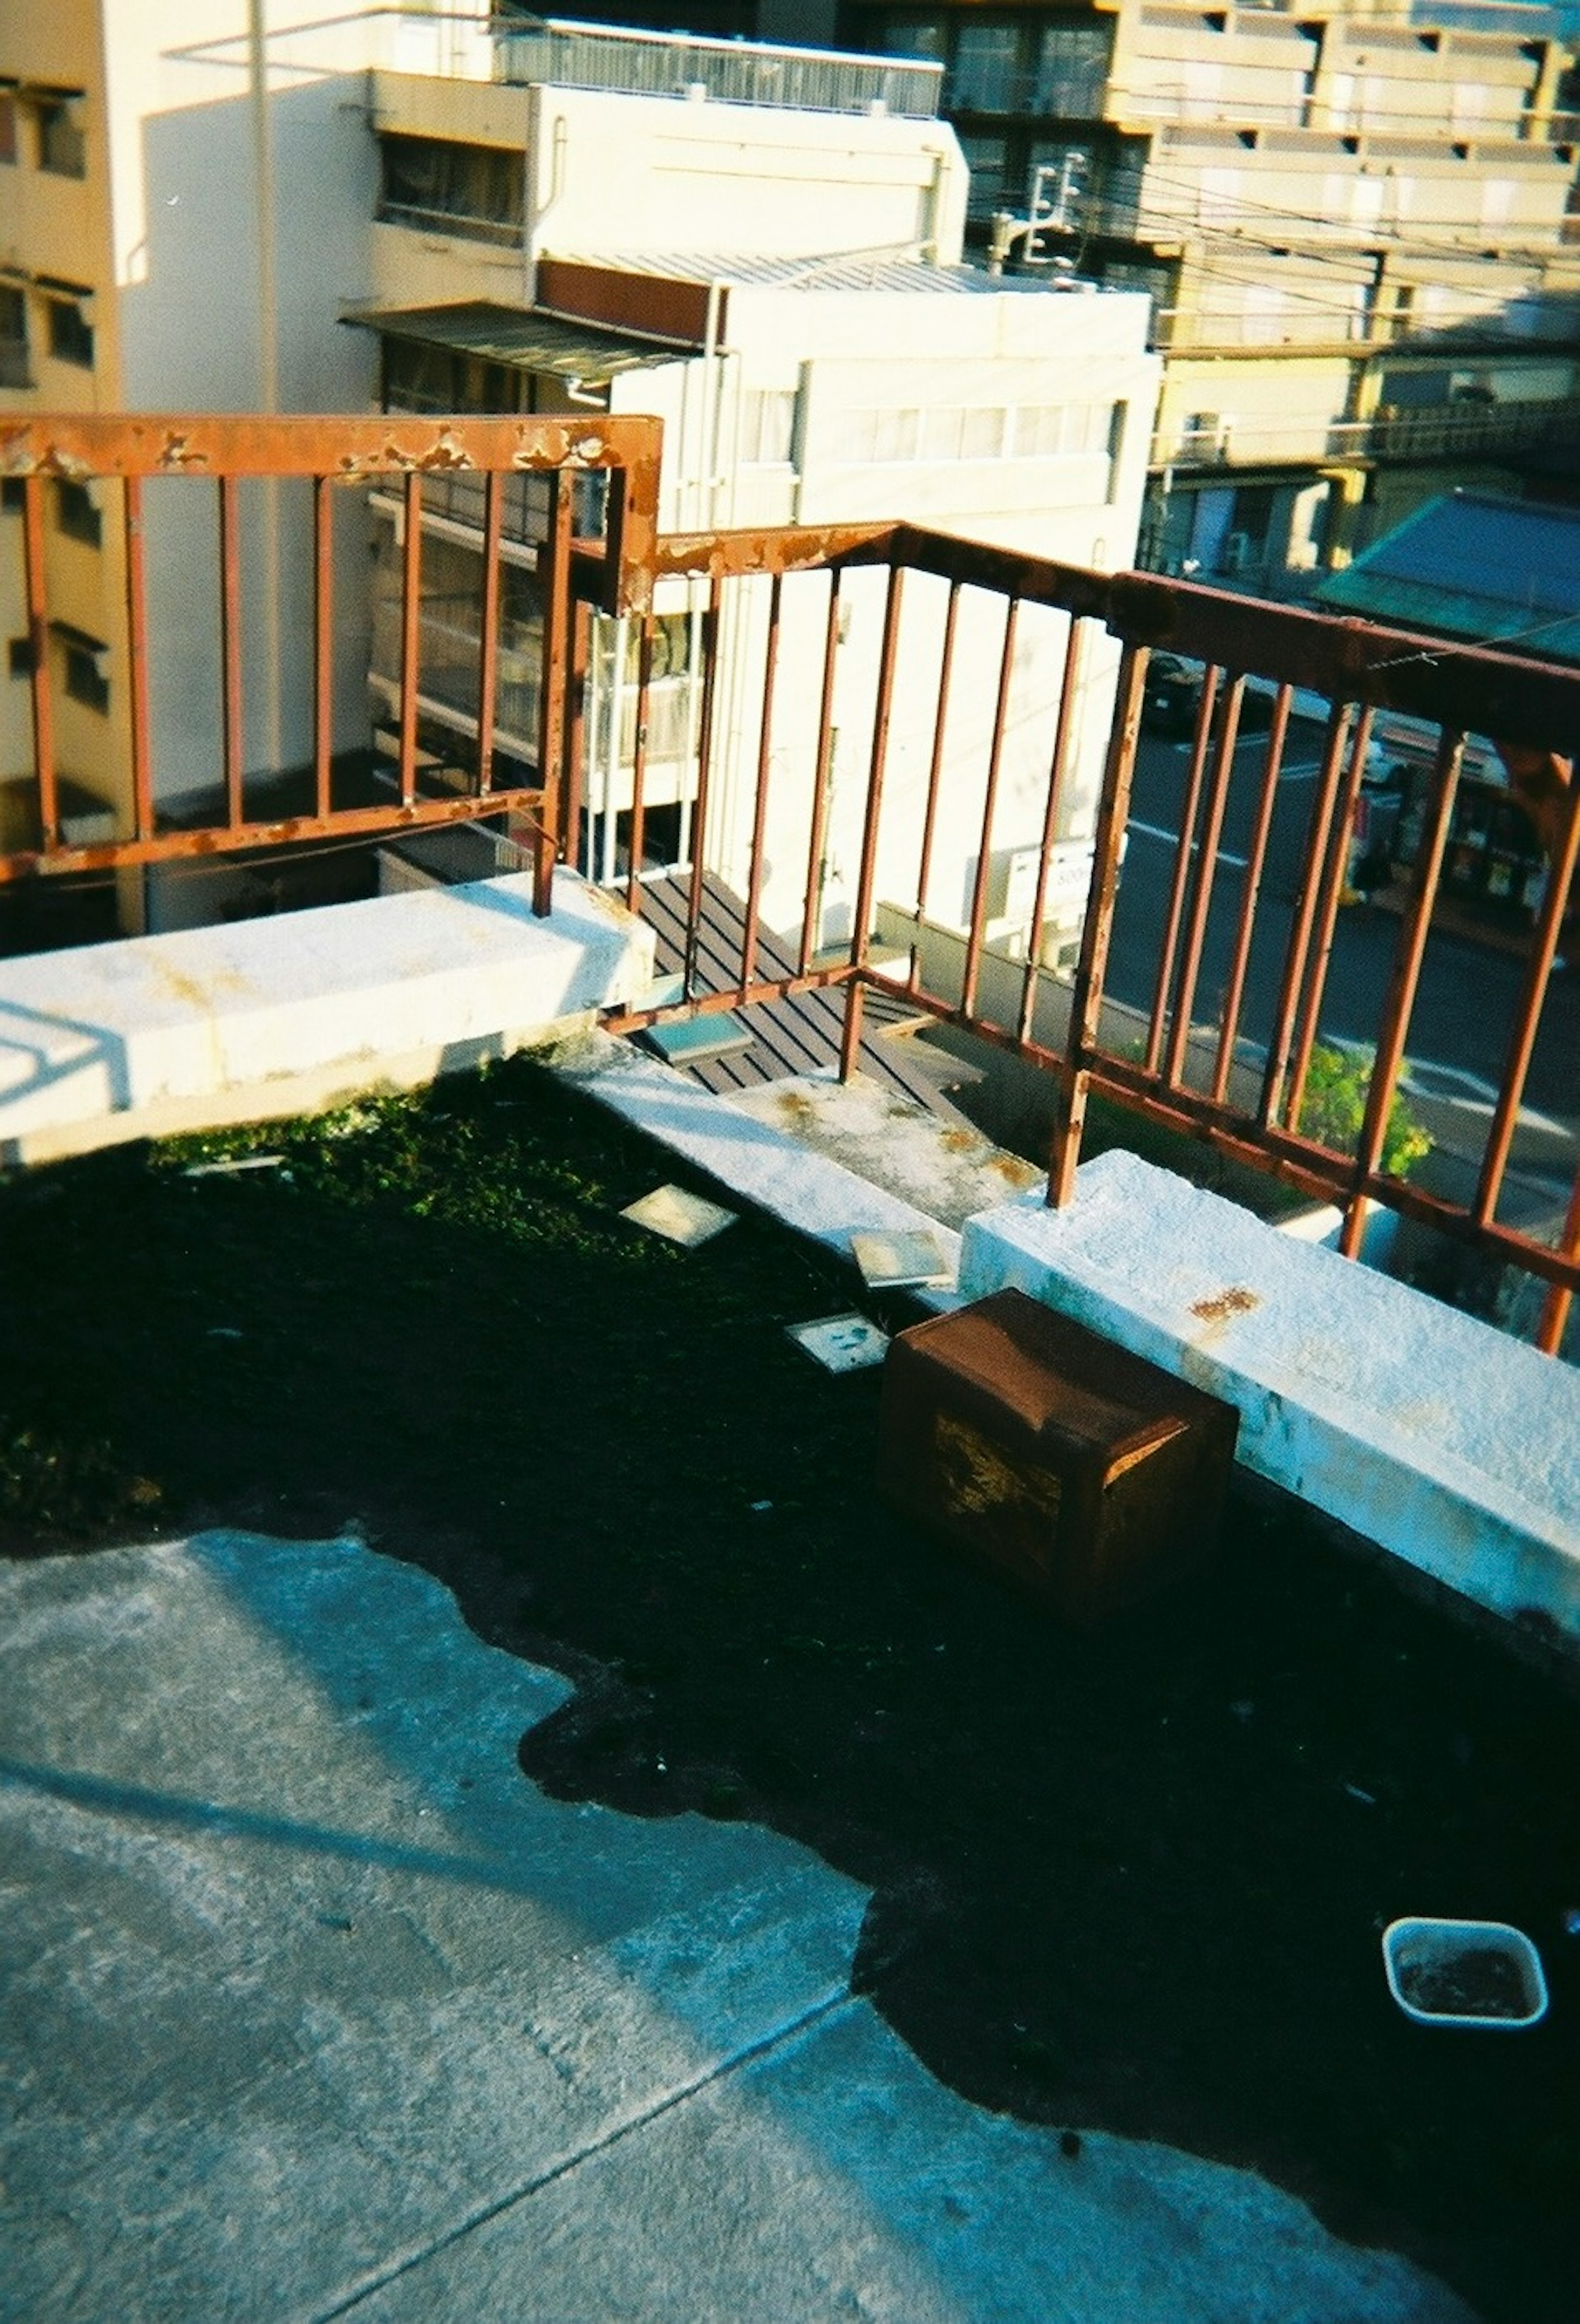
[960,1150,1580,1655]
[0,871,654,1166]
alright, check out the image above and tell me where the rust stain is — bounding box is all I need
[992,1153,1042,1186]
[1190,1286,1260,1325]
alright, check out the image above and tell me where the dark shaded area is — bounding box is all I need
[2,1058,1578,2324]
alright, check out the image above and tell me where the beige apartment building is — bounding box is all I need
[837,0,1580,589]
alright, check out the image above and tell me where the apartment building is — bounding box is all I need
[825,0,1580,590]
[0,3,1157,959]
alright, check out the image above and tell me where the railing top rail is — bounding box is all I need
[0,411,663,485]
[647,517,1580,753]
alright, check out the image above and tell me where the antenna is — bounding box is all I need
[987,155,1085,277]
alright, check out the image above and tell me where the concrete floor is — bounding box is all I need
[1,1529,1475,2323]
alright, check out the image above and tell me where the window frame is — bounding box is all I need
[46,295,94,369]
[56,626,110,715]
[376,132,525,248]
[35,96,86,180]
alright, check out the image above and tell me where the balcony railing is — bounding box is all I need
[494,17,942,120]
[0,411,659,912]
[1,415,1575,1353]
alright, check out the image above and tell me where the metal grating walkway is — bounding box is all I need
[621,873,951,1109]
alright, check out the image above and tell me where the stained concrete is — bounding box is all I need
[0,871,653,1167]
[961,1149,1580,1652]
[1,1530,1475,2322]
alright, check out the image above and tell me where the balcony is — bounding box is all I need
[493,15,942,120]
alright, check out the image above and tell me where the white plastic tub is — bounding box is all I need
[1382,1917,1548,2029]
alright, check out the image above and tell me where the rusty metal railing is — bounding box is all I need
[0,411,660,913]
[602,523,1580,1357]
[1,416,1575,1350]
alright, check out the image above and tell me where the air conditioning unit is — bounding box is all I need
[1219,530,1252,575]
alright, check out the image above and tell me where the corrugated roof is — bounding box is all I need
[1317,492,1580,666]
[553,251,1097,296]
[342,302,694,383]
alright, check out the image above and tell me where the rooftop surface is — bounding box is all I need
[3,1058,1578,2322]
[1316,492,1580,664]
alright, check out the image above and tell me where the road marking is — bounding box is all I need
[1128,820,1250,871]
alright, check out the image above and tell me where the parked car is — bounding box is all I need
[1140,653,1204,736]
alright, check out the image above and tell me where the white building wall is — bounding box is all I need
[522,85,966,272]
[602,279,1157,950]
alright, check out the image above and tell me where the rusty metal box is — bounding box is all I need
[877,1289,1238,1625]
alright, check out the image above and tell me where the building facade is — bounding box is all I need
[831,0,1580,590]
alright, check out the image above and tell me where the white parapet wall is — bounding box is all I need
[0,871,655,1166]
[960,1150,1580,1654]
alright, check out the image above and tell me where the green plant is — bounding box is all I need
[1296,1043,1432,1178]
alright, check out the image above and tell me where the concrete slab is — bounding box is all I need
[961,1150,1580,1652]
[553,1032,970,1284]
[0,1531,1475,2322]
[725,1069,1045,1235]
[0,871,654,1167]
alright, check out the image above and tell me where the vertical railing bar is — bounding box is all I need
[799,569,842,978]
[533,470,573,917]
[910,578,960,994]
[839,562,905,1082]
[219,475,244,830]
[625,611,655,916]
[1535,1161,1580,1356]
[1286,703,1376,1133]
[683,581,721,1001]
[1050,642,1147,1206]
[21,474,58,846]
[1145,661,1221,1075]
[740,572,781,994]
[398,469,422,812]
[474,469,504,798]
[562,599,591,882]
[1017,615,1085,1049]
[312,477,334,821]
[961,595,1019,1023]
[1211,682,1292,1105]
[1336,724,1463,1259]
[1472,785,1580,1228]
[1163,671,1244,1087]
[123,476,155,842]
[1259,699,1352,1126]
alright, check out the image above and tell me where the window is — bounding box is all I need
[959,132,1010,223]
[0,93,16,165]
[880,19,945,63]
[56,625,109,713]
[873,406,922,463]
[382,338,528,418]
[623,612,692,684]
[0,284,28,387]
[36,98,86,179]
[377,134,525,246]
[739,388,796,467]
[1013,403,1066,458]
[54,478,101,547]
[951,23,1022,113]
[1034,25,1110,117]
[8,636,32,678]
[922,405,1007,461]
[46,296,93,368]
[0,477,25,512]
